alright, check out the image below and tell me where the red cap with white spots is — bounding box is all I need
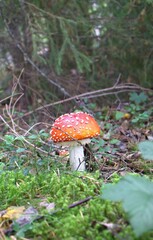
[50,112,100,143]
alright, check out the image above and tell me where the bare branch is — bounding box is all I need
[0,93,21,104]
[0,82,151,127]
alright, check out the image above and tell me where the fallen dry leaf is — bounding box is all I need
[0,206,25,221]
[15,206,38,226]
[39,199,55,213]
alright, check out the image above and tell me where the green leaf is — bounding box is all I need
[4,135,15,144]
[28,134,38,139]
[15,136,25,141]
[129,92,148,105]
[110,139,120,145]
[115,111,124,120]
[101,175,153,236]
[16,148,26,153]
[0,162,5,171]
[138,141,153,161]
[98,139,106,147]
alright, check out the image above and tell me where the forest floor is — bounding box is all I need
[0,91,153,239]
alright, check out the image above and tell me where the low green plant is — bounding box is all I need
[92,137,120,159]
[125,92,152,125]
[114,111,125,121]
[129,92,148,105]
[138,140,153,161]
[101,174,153,237]
[0,131,62,174]
[101,140,153,237]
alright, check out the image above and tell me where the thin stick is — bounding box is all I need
[68,196,93,208]
[0,93,21,104]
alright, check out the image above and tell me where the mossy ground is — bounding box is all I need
[1,169,152,240]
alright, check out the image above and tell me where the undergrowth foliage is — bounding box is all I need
[101,140,153,237]
[0,90,153,239]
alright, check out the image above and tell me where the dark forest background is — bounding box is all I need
[0,0,153,118]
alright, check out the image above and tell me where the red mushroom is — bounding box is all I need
[50,112,100,171]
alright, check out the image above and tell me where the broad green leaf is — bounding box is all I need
[39,130,49,137]
[129,92,148,105]
[115,111,124,120]
[16,148,26,153]
[28,134,38,139]
[138,141,153,161]
[4,135,15,144]
[110,139,120,145]
[15,136,25,141]
[101,175,153,236]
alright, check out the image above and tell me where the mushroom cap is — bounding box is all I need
[50,112,100,143]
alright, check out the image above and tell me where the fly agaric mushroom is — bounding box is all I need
[50,112,100,171]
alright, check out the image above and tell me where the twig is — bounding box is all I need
[113,73,121,87]
[23,122,51,136]
[4,70,24,133]
[86,88,139,99]
[68,196,93,208]
[0,93,21,104]
[76,83,150,98]
[51,195,95,215]
[9,69,24,113]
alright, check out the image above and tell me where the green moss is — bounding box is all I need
[0,170,150,239]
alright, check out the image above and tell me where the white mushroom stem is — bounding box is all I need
[69,144,85,171]
[69,138,91,171]
[56,138,91,171]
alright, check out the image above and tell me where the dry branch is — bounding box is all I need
[1,82,151,126]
